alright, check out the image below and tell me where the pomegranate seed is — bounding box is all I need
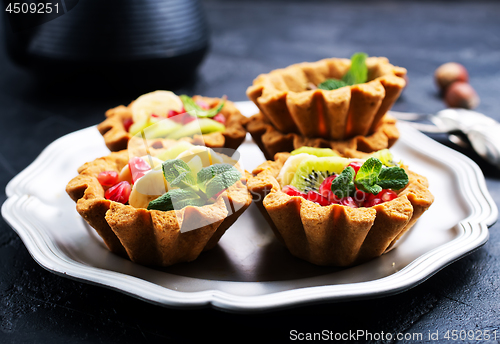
[212,113,226,125]
[319,174,337,198]
[168,110,185,123]
[340,196,358,208]
[380,189,398,202]
[363,197,383,208]
[97,171,119,186]
[167,110,178,118]
[128,157,151,183]
[306,190,332,206]
[282,185,307,198]
[105,181,131,204]
[362,189,398,207]
[123,118,134,132]
[348,161,363,174]
[151,113,160,118]
[353,189,369,205]
[182,114,197,124]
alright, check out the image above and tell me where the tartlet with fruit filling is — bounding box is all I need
[97,90,248,152]
[66,142,252,267]
[245,53,405,159]
[247,147,433,266]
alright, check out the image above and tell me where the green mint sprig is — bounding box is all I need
[330,166,356,198]
[147,159,241,211]
[330,157,409,197]
[317,52,368,91]
[180,95,226,118]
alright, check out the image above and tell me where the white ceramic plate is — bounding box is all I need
[2,101,498,313]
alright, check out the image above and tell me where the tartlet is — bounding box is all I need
[247,151,434,266]
[245,56,406,158]
[98,94,248,152]
[245,111,399,160]
[66,147,252,267]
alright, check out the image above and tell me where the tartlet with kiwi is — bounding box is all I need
[66,141,252,267]
[247,147,434,266]
[245,53,406,159]
[97,90,248,152]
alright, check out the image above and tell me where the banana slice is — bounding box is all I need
[131,90,183,124]
[176,146,224,167]
[276,153,314,186]
[129,165,169,208]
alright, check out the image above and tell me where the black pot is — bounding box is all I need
[2,0,210,94]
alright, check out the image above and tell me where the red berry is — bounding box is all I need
[105,181,131,204]
[362,189,398,207]
[212,113,226,125]
[348,161,363,174]
[353,189,369,205]
[339,196,358,208]
[364,197,383,208]
[168,110,184,123]
[182,114,197,124]
[306,190,332,206]
[97,171,119,186]
[123,118,134,132]
[282,185,307,198]
[380,189,398,202]
[128,157,151,183]
[318,174,336,198]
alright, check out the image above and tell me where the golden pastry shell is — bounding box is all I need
[66,149,253,267]
[97,96,249,152]
[246,57,406,141]
[247,152,434,266]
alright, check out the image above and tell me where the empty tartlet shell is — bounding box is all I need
[245,112,400,160]
[97,96,249,152]
[247,153,434,266]
[246,57,406,140]
[66,150,253,267]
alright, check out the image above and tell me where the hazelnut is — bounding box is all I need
[434,62,469,91]
[444,81,480,109]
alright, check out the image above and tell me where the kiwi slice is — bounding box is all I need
[290,157,349,193]
[167,118,225,140]
[291,146,339,157]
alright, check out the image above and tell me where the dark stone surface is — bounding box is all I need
[1,1,499,343]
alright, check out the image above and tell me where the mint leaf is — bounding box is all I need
[330,166,355,198]
[377,167,409,190]
[180,95,226,118]
[316,53,368,91]
[317,79,349,91]
[342,52,368,85]
[204,168,242,199]
[197,163,238,185]
[147,188,204,211]
[355,157,383,195]
[162,159,196,188]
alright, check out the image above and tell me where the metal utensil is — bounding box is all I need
[389,109,500,169]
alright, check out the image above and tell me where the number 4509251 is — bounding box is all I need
[5,2,59,14]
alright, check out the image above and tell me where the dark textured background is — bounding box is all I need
[1,1,499,343]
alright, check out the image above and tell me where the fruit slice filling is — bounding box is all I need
[280,147,409,208]
[124,91,227,139]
